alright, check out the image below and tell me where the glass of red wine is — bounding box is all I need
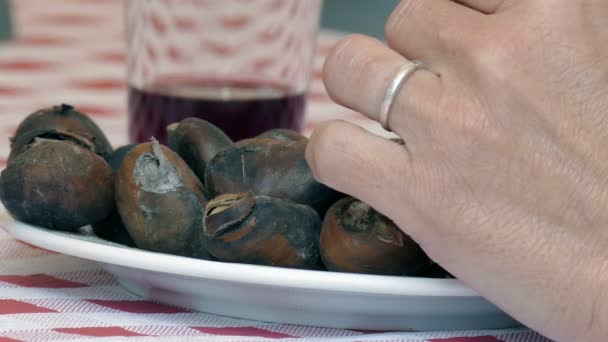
[125,0,323,144]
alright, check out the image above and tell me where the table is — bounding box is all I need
[0,1,551,341]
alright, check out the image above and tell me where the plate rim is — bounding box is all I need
[1,218,481,298]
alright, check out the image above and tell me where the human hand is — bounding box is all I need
[305,1,608,341]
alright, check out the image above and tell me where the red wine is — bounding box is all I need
[128,80,307,144]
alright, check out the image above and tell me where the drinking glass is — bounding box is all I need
[126,0,323,144]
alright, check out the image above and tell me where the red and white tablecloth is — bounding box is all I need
[0,1,552,341]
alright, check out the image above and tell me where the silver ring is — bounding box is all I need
[379,60,427,131]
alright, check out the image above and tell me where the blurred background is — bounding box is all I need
[0,0,11,41]
[0,0,399,42]
[321,0,399,39]
[0,0,400,163]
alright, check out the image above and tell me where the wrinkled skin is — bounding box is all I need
[0,140,114,231]
[114,141,210,259]
[306,1,608,340]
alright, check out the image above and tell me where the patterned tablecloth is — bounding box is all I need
[0,1,552,341]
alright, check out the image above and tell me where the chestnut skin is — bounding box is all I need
[11,104,113,160]
[92,209,136,247]
[114,140,211,258]
[106,144,137,170]
[319,197,432,276]
[0,139,114,231]
[8,129,97,164]
[167,118,233,182]
[203,192,321,269]
[205,138,343,217]
[256,128,307,142]
[92,144,138,247]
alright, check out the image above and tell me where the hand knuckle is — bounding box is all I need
[385,0,420,45]
[468,32,517,81]
[324,35,355,72]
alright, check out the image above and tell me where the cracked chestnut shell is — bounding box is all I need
[167,118,233,182]
[11,104,113,160]
[319,197,431,276]
[205,138,343,217]
[202,192,321,269]
[115,140,211,258]
[8,129,98,164]
[92,144,137,247]
[0,139,114,231]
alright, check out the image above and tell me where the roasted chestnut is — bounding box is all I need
[256,128,307,142]
[114,140,211,258]
[167,118,233,182]
[11,104,113,160]
[8,129,96,163]
[319,197,431,276]
[205,138,343,217]
[106,144,137,170]
[92,210,136,247]
[202,192,321,269]
[92,144,138,247]
[0,139,114,231]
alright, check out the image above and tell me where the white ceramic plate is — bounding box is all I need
[1,218,520,332]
